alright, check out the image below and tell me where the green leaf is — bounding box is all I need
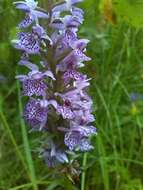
[113,0,143,27]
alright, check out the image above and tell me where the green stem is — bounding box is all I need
[81,153,88,190]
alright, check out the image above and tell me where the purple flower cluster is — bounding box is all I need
[13,0,96,167]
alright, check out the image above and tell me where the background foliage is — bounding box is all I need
[0,0,143,189]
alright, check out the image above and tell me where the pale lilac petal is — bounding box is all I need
[33,10,49,18]
[40,100,49,107]
[71,125,97,136]
[79,139,93,151]
[73,79,91,89]
[19,60,39,71]
[52,3,67,12]
[57,106,74,119]
[14,2,30,11]
[44,71,56,80]
[56,151,68,163]
[48,100,58,109]
[71,39,89,50]
[71,0,83,4]
[16,74,27,81]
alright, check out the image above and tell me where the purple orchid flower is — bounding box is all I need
[24,98,48,129]
[43,141,68,167]
[13,0,49,28]
[16,60,55,96]
[64,131,93,151]
[12,25,51,54]
[13,0,96,167]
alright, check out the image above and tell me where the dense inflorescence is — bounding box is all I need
[13,0,96,167]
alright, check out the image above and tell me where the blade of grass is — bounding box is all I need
[17,81,38,190]
[81,153,88,190]
[135,116,143,159]
[99,156,143,166]
[113,109,124,161]
[10,181,51,190]
[97,134,109,190]
[0,100,28,174]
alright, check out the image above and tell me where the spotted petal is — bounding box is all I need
[64,131,81,150]
[22,78,47,96]
[17,32,40,54]
[18,14,34,28]
[24,98,48,127]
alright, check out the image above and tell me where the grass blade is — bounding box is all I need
[81,153,88,190]
[0,99,28,174]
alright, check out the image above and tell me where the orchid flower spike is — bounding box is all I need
[13,0,96,168]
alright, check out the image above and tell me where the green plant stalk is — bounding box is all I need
[81,153,88,190]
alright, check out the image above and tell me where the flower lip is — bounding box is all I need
[14,25,51,54]
[64,130,94,151]
[24,98,48,128]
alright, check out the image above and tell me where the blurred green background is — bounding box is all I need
[1,0,143,189]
